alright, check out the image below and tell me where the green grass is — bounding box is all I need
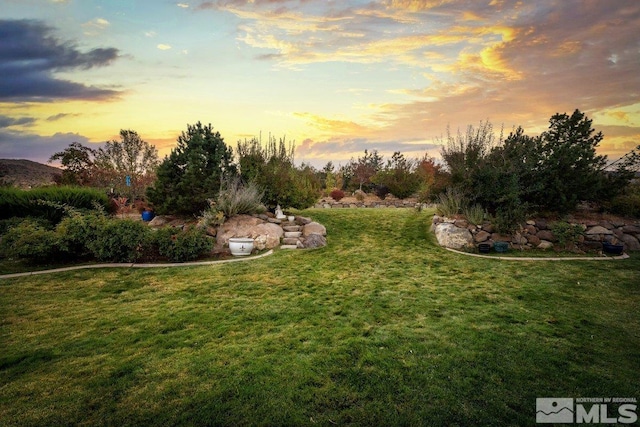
[1,209,639,426]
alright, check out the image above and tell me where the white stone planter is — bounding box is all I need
[228,238,254,256]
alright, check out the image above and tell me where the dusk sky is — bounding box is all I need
[1,0,639,168]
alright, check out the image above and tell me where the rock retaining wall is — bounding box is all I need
[432,215,640,252]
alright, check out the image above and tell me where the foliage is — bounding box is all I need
[56,211,105,260]
[607,183,640,217]
[49,142,96,186]
[372,152,421,199]
[415,155,451,202]
[0,219,59,263]
[375,184,390,200]
[462,203,485,225]
[86,219,150,263]
[0,186,112,223]
[236,135,321,210]
[439,120,499,192]
[153,226,213,262]
[436,187,464,217]
[550,221,584,249]
[354,190,365,202]
[147,122,236,215]
[213,178,266,218]
[348,149,384,192]
[93,129,159,201]
[329,188,345,201]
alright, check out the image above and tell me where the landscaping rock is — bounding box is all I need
[148,215,170,227]
[303,233,327,249]
[621,225,640,234]
[217,215,283,249]
[620,233,640,251]
[538,240,554,250]
[434,223,473,249]
[585,225,613,236]
[536,230,556,242]
[297,216,313,225]
[527,235,541,246]
[474,230,491,243]
[303,222,327,237]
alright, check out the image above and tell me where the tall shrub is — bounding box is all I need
[147,122,236,215]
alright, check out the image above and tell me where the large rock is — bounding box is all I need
[303,222,327,237]
[216,215,283,249]
[474,230,491,243]
[586,225,613,236]
[303,233,327,249]
[536,230,556,242]
[620,233,640,251]
[434,223,474,249]
[621,225,640,234]
[538,240,554,250]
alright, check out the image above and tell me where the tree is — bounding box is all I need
[351,149,383,192]
[49,142,96,185]
[236,135,320,209]
[416,154,451,202]
[147,122,236,215]
[93,130,159,201]
[372,152,421,199]
[439,120,499,194]
[534,109,607,213]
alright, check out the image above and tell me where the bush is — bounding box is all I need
[372,152,421,199]
[436,187,464,217]
[0,219,60,263]
[56,211,105,260]
[330,188,345,201]
[462,204,485,225]
[153,226,213,262]
[551,221,584,249]
[0,186,112,223]
[375,185,390,200]
[147,122,236,215]
[87,219,150,262]
[214,179,266,218]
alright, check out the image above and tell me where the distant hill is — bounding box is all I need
[0,159,62,188]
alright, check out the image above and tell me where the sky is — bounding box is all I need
[0,0,639,169]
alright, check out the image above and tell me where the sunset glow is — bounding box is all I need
[1,0,638,168]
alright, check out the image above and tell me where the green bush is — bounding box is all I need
[153,226,213,262]
[551,221,584,249]
[609,194,640,218]
[87,219,150,262]
[0,186,112,223]
[462,204,485,225]
[214,179,266,218]
[372,152,421,199]
[436,187,464,217]
[0,219,60,263]
[56,212,105,260]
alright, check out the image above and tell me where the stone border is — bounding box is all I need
[444,247,630,261]
[0,250,274,280]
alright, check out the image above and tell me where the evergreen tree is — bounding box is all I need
[147,122,235,215]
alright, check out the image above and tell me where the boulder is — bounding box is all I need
[303,233,327,249]
[585,226,613,236]
[216,215,283,249]
[434,223,474,249]
[527,235,541,246]
[148,215,171,227]
[474,230,491,242]
[538,240,554,250]
[536,230,556,242]
[620,233,640,251]
[303,222,327,237]
[524,225,537,235]
[621,225,640,234]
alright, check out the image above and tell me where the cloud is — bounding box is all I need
[0,115,36,128]
[0,130,95,163]
[177,3,190,8]
[46,113,80,122]
[0,19,121,102]
[82,17,110,35]
[157,44,172,50]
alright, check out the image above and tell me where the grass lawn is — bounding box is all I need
[1,208,639,426]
